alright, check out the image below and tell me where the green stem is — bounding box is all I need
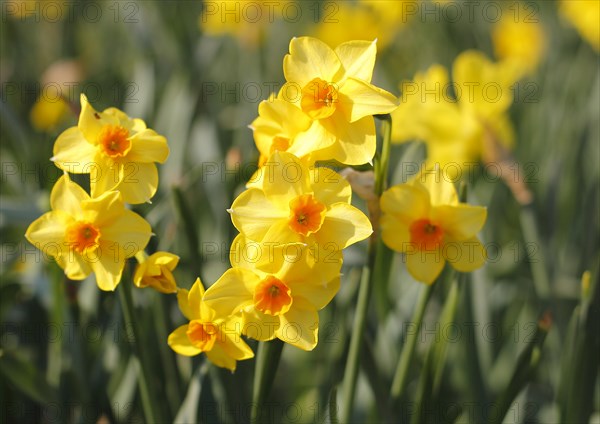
[118,280,159,423]
[519,204,551,301]
[390,283,435,400]
[251,339,285,424]
[340,114,392,423]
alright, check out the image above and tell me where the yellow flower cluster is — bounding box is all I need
[26,94,170,291]
[391,51,521,176]
[168,37,397,369]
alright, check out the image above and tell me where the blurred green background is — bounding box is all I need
[1,0,598,423]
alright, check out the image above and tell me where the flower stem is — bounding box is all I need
[118,279,159,423]
[340,114,392,423]
[251,339,285,424]
[390,282,435,400]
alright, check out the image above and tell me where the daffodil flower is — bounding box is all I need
[250,91,315,166]
[281,37,398,165]
[559,0,600,52]
[25,174,152,290]
[133,251,180,294]
[203,235,342,350]
[380,171,487,284]
[230,151,372,250]
[392,53,519,173]
[168,278,254,371]
[51,94,169,204]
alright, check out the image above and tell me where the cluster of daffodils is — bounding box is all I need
[391,51,522,176]
[25,36,490,373]
[25,94,171,291]
[169,37,398,369]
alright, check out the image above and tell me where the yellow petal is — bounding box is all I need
[168,324,202,356]
[261,219,303,246]
[25,211,71,255]
[283,37,342,88]
[415,171,458,207]
[260,151,312,207]
[205,344,237,371]
[380,183,430,224]
[431,204,487,240]
[203,268,259,319]
[51,127,97,173]
[114,162,159,204]
[81,190,125,226]
[291,272,340,311]
[229,188,287,242]
[313,114,376,166]
[334,40,377,82]
[90,253,125,291]
[405,251,446,284]
[380,213,411,253]
[310,167,352,205]
[188,278,206,320]
[127,129,170,164]
[90,160,122,199]
[78,94,117,143]
[219,328,254,361]
[50,174,88,217]
[444,237,486,273]
[314,203,373,250]
[339,78,398,123]
[242,309,279,342]
[288,118,337,159]
[100,209,152,257]
[150,251,179,270]
[57,252,93,281]
[176,288,192,320]
[276,297,319,351]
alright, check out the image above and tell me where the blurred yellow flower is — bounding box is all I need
[199,0,293,47]
[559,0,600,51]
[282,37,398,165]
[168,278,254,371]
[25,174,152,291]
[230,151,372,249]
[311,1,411,50]
[133,251,179,294]
[380,170,487,284]
[203,235,342,350]
[30,95,71,133]
[492,10,547,76]
[52,94,169,204]
[392,52,518,173]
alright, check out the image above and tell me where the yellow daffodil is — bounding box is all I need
[559,0,600,51]
[30,95,71,133]
[392,52,518,173]
[203,235,342,350]
[492,11,547,77]
[281,37,398,165]
[133,251,179,294]
[380,170,487,284]
[311,1,411,51]
[230,151,372,249]
[51,94,169,204]
[25,174,152,291]
[168,278,254,371]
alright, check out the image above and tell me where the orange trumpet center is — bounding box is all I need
[99,125,131,158]
[301,77,338,120]
[409,219,444,251]
[253,276,293,316]
[186,320,218,351]
[65,221,101,254]
[288,194,326,236]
